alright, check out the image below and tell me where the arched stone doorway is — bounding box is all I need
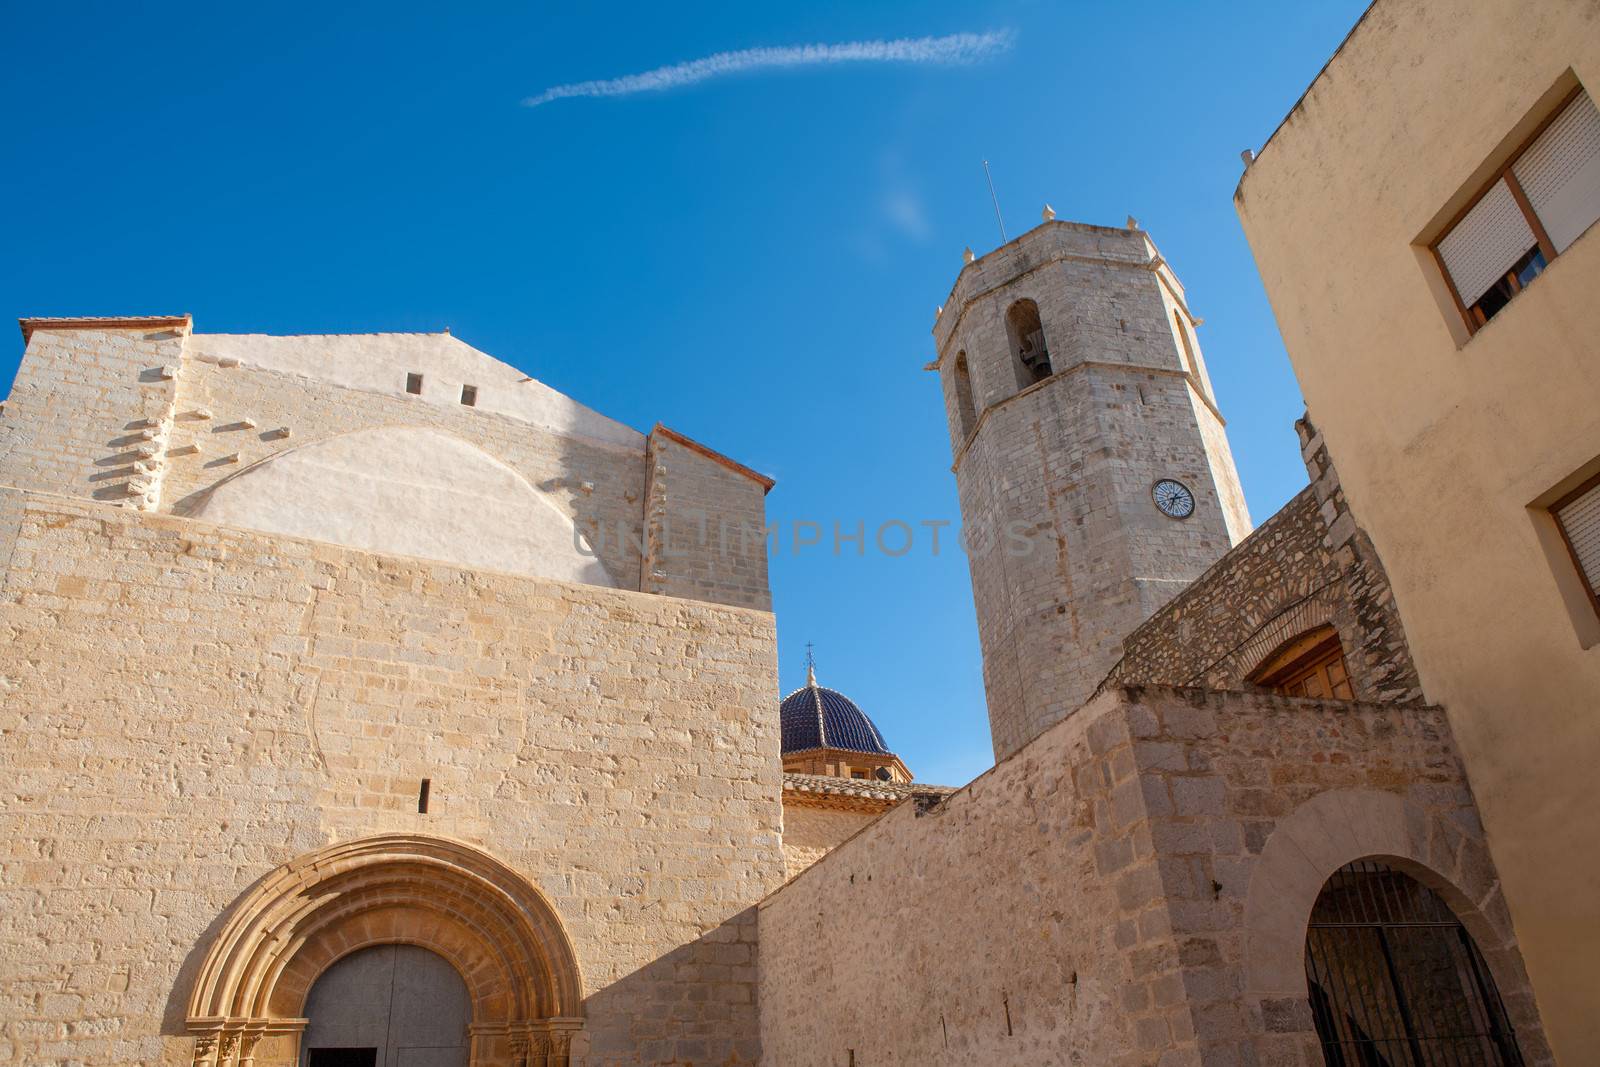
[186,834,583,1067]
[1241,790,1552,1064]
[1305,859,1524,1064]
[301,945,470,1067]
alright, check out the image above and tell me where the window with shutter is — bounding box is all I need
[1437,179,1538,308]
[1513,90,1600,253]
[1432,85,1599,333]
[1553,474,1600,617]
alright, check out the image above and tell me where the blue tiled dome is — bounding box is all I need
[780,670,891,755]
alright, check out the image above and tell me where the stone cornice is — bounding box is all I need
[20,314,191,342]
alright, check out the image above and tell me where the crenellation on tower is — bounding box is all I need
[933,218,1252,760]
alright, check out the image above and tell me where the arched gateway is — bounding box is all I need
[186,835,583,1067]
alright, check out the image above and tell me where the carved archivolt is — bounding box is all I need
[186,833,583,1066]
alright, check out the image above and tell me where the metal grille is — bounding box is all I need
[1304,860,1524,1066]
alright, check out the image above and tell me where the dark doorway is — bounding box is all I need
[1305,860,1523,1066]
[301,944,470,1067]
[308,1051,377,1067]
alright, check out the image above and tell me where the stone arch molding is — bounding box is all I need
[186,834,584,1067]
[1241,789,1551,1061]
[1233,590,1339,682]
[190,425,615,587]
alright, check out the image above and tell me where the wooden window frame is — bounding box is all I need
[1550,469,1600,622]
[1430,85,1583,336]
[1248,625,1354,699]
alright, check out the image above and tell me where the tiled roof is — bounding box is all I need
[780,675,892,756]
[781,772,957,804]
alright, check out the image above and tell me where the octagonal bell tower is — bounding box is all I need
[932,219,1251,761]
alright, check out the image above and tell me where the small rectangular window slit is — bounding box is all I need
[418,778,431,814]
[460,384,477,406]
[406,372,423,395]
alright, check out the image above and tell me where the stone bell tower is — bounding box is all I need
[932,218,1251,761]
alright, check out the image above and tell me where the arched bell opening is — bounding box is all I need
[1004,299,1052,388]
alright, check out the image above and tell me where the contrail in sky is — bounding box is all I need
[521,30,1014,108]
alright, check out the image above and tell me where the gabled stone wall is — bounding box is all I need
[163,354,649,590]
[642,427,772,611]
[1,322,776,610]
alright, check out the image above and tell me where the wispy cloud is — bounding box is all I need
[522,30,1014,108]
[883,187,931,242]
[879,149,932,243]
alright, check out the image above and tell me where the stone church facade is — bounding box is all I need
[0,322,784,1065]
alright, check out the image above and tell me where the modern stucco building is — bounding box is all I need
[1234,0,1600,1058]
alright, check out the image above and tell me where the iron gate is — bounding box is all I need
[1304,860,1523,1066]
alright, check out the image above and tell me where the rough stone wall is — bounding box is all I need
[932,223,1249,762]
[643,430,772,612]
[778,801,878,880]
[0,487,784,1066]
[0,324,188,510]
[757,686,1550,1066]
[1105,416,1424,704]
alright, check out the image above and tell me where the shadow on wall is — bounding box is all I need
[90,422,152,502]
[577,908,762,1067]
[549,421,646,595]
[159,865,273,1041]
[176,426,616,588]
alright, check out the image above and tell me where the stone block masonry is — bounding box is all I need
[757,686,1551,1066]
[643,426,773,612]
[930,222,1251,762]
[0,320,190,512]
[0,486,784,1065]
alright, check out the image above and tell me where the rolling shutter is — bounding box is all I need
[1555,478,1600,599]
[1436,178,1536,306]
[1513,90,1600,254]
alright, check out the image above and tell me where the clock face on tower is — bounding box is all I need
[1152,479,1196,519]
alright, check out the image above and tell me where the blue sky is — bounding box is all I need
[1,1,1366,786]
